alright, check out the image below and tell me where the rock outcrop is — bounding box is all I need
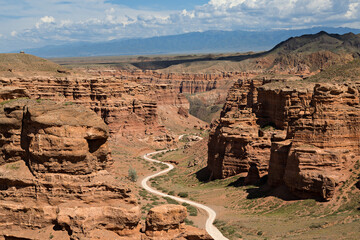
[208,77,360,200]
[271,83,360,200]
[208,78,275,181]
[144,204,212,240]
[0,98,141,239]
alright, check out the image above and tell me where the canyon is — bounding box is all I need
[1,30,360,239]
[0,90,211,239]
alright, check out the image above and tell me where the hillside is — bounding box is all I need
[159,31,360,74]
[270,31,360,54]
[0,53,69,76]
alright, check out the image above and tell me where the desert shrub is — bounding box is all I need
[178,192,189,198]
[163,197,179,205]
[181,203,197,216]
[128,167,138,182]
[184,218,194,226]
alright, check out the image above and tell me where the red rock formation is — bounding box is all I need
[144,204,212,240]
[208,78,274,180]
[0,87,29,101]
[277,83,360,200]
[0,76,191,147]
[94,70,244,94]
[208,77,360,200]
[0,99,141,239]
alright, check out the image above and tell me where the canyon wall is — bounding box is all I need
[208,78,360,200]
[0,76,191,146]
[92,70,246,94]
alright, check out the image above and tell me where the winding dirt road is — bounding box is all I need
[141,150,229,240]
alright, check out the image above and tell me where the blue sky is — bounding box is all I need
[0,0,359,52]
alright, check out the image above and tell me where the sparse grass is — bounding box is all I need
[214,220,241,239]
[6,163,20,170]
[163,197,179,205]
[0,53,69,74]
[182,203,198,216]
[261,125,275,131]
[0,97,29,105]
[151,145,360,240]
[307,59,360,83]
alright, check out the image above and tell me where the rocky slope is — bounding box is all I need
[208,73,360,200]
[0,92,211,240]
[0,53,69,77]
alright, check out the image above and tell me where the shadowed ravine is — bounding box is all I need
[141,150,228,240]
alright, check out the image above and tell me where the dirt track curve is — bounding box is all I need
[141,150,228,240]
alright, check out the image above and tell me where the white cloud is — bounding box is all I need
[0,0,360,52]
[345,2,360,19]
[36,16,56,29]
[40,16,55,24]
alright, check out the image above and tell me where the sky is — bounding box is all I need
[0,0,359,52]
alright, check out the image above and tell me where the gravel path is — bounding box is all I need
[141,150,228,240]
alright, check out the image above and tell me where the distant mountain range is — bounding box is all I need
[20,27,360,58]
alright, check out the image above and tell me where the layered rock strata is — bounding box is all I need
[0,76,190,146]
[208,78,275,181]
[208,78,360,200]
[92,70,245,94]
[271,83,360,200]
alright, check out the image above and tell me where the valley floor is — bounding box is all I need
[138,136,360,240]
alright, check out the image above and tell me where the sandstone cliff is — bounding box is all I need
[0,98,140,239]
[0,75,195,147]
[0,94,211,239]
[91,69,244,94]
[208,77,360,200]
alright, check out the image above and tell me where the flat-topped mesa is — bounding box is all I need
[208,77,360,200]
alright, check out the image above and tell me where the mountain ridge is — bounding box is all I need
[15,27,360,58]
